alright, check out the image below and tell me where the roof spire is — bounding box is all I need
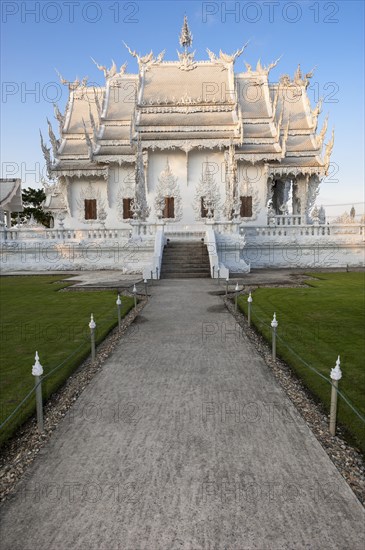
[179,15,193,52]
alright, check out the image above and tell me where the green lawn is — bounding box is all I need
[237,272,365,453]
[0,276,134,446]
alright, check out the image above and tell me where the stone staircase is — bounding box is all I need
[160,241,211,278]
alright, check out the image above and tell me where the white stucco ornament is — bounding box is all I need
[271,313,278,329]
[32,351,43,377]
[247,292,253,303]
[89,314,96,330]
[330,356,342,381]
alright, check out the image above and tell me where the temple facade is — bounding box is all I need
[1,18,364,273]
[42,18,333,232]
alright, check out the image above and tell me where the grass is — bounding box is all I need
[237,272,365,453]
[0,276,135,446]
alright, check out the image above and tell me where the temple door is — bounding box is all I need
[163,197,174,219]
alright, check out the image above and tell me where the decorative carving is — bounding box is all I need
[223,143,238,220]
[177,50,197,71]
[76,182,106,223]
[239,179,261,221]
[318,205,326,224]
[305,176,320,223]
[333,211,356,224]
[132,140,150,220]
[154,159,182,221]
[193,159,221,220]
[116,175,134,221]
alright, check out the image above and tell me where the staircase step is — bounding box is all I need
[161,240,211,280]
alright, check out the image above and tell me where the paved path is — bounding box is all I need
[1,280,364,550]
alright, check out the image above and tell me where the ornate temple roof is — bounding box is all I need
[0,179,23,212]
[42,18,333,180]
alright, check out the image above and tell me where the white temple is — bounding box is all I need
[1,18,364,273]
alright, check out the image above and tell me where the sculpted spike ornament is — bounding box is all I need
[123,42,164,70]
[206,42,249,69]
[88,104,98,142]
[178,16,196,71]
[91,57,117,79]
[40,130,52,178]
[324,129,335,175]
[47,118,60,156]
[179,15,193,51]
[317,115,328,149]
[82,119,94,160]
[53,103,65,134]
[93,88,102,117]
[312,98,323,132]
[55,69,88,90]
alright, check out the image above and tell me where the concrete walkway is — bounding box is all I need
[1,280,364,550]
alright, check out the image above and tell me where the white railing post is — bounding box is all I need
[247,292,252,327]
[89,314,96,363]
[225,278,229,297]
[32,351,44,433]
[271,313,278,360]
[144,279,148,298]
[235,282,239,312]
[116,294,122,329]
[329,356,342,436]
[132,284,137,309]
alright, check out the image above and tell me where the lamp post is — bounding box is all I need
[329,356,342,436]
[156,266,159,280]
[271,313,278,360]
[235,282,239,312]
[89,314,96,363]
[116,294,122,329]
[217,267,220,285]
[132,284,137,309]
[32,351,44,433]
[150,269,153,285]
[144,279,148,298]
[225,278,229,296]
[247,292,252,327]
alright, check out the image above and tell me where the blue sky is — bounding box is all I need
[1,0,364,218]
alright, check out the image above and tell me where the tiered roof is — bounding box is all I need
[42,20,333,181]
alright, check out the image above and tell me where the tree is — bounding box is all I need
[11,187,52,228]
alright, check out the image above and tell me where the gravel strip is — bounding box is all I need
[224,294,365,507]
[0,294,148,503]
